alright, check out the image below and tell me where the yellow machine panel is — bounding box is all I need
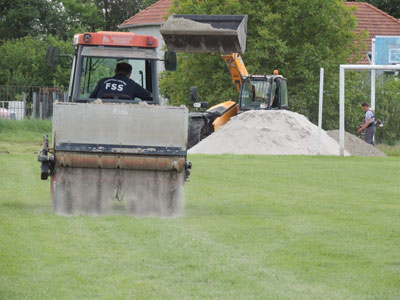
[207,100,239,131]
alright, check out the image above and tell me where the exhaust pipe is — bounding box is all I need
[38,135,54,180]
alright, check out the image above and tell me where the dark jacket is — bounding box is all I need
[90,74,153,100]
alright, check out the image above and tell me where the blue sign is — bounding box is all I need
[375,36,400,65]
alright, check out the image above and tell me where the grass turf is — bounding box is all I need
[378,144,400,157]
[1,128,400,299]
[0,119,51,143]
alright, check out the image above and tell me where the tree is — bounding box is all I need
[160,0,365,129]
[91,0,158,31]
[0,0,158,41]
[0,0,104,41]
[0,0,63,40]
[60,0,105,35]
[375,78,400,144]
[0,36,73,87]
[0,0,157,87]
[348,0,400,19]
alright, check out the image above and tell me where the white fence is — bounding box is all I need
[0,101,25,120]
[0,86,67,120]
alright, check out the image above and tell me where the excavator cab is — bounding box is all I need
[239,75,288,111]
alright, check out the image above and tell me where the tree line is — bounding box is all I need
[0,0,156,86]
[1,0,398,86]
[0,0,399,143]
[158,0,400,144]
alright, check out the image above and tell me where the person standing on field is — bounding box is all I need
[358,102,375,146]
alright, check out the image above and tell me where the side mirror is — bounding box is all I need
[193,101,209,109]
[189,86,198,102]
[46,46,60,67]
[164,51,177,71]
[201,101,209,108]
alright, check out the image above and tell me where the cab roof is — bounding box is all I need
[243,74,285,80]
[73,31,158,48]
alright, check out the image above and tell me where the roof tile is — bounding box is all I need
[120,0,173,28]
[344,2,400,64]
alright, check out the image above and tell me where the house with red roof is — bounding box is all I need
[120,0,173,29]
[120,1,400,68]
[119,0,173,73]
[344,2,400,64]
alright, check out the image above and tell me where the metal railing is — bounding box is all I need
[0,86,67,120]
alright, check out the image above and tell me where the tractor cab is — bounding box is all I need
[239,75,288,111]
[47,31,177,104]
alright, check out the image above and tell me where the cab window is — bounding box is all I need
[240,79,271,110]
[79,57,152,99]
[279,79,288,108]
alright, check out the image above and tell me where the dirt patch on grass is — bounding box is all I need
[327,130,386,157]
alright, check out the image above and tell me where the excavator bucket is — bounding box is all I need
[49,102,188,216]
[160,14,248,54]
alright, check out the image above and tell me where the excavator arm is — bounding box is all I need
[160,14,248,93]
[221,53,248,93]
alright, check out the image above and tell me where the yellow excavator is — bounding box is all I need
[161,14,289,148]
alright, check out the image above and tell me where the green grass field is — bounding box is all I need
[378,144,400,157]
[1,123,400,299]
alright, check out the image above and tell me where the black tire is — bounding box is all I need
[188,117,206,149]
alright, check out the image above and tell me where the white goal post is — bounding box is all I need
[339,64,400,156]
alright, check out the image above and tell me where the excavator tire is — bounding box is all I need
[188,117,206,149]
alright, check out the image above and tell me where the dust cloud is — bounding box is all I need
[51,167,184,217]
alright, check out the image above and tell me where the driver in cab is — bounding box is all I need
[90,62,153,100]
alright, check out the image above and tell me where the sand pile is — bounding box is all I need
[189,110,346,155]
[161,17,235,34]
[327,130,386,157]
